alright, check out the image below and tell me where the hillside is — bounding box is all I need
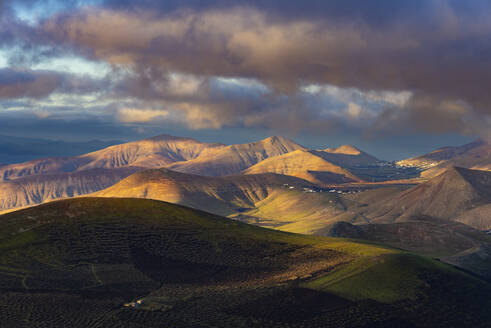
[94,167,356,234]
[167,136,305,176]
[455,203,491,231]
[0,167,139,210]
[1,198,490,327]
[243,150,361,185]
[398,139,491,178]
[321,218,491,279]
[237,189,354,234]
[359,167,491,230]
[94,168,313,216]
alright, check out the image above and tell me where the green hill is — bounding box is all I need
[0,198,490,327]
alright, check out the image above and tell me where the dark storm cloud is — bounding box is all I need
[37,2,491,93]
[101,0,434,26]
[2,0,491,139]
[0,68,108,99]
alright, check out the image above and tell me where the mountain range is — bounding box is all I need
[166,135,307,176]
[0,134,375,211]
[1,134,491,234]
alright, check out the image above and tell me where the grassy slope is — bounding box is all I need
[303,254,455,302]
[0,198,388,290]
[241,187,410,234]
[1,197,490,327]
[0,198,480,296]
[239,189,347,234]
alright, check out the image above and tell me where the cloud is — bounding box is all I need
[1,0,491,140]
[35,4,491,94]
[117,108,169,123]
[366,92,486,139]
[0,68,59,98]
[0,68,109,99]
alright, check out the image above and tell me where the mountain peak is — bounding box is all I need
[261,135,296,145]
[442,166,491,191]
[243,149,360,184]
[324,144,361,155]
[439,166,482,178]
[373,166,491,224]
[448,165,469,174]
[257,136,305,152]
[434,166,471,182]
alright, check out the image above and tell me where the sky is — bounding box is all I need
[1,0,490,160]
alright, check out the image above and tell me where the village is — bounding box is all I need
[282,184,362,195]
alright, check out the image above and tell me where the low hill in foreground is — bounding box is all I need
[0,198,490,327]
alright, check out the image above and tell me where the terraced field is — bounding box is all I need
[0,198,490,327]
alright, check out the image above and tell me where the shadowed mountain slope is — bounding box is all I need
[93,168,361,234]
[321,217,491,280]
[167,136,306,176]
[0,167,140,211]
[1,198,490,327]
[94,168,313,216]
[243,150,361,185]
[361,167,491,229]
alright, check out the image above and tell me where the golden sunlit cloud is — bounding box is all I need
[117,108,169,123]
